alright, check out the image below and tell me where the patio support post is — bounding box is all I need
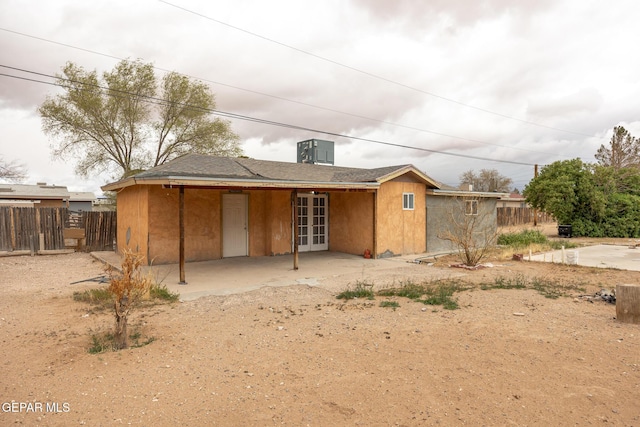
[179,185,186,284]
[373,190,378,259]
[292,189,299,270]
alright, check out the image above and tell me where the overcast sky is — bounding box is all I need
[1,0,640,195]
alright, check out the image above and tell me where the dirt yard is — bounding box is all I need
[1,226,639,426]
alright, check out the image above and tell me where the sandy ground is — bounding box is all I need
[1,225,640,426]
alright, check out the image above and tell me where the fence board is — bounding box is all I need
[12,207,38,251]
[0,207,115,253]
[497,207,553,227]
[83,211,116,251]
[0,207,12,251]
[39,207,66,250]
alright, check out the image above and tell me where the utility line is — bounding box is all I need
[0,66,536,166]
[159,0,593,138]
[0,27,574,158]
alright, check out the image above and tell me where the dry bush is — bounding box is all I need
[438,196,499,266]
[107,249,152,350]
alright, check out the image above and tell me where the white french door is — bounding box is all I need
[296,194,328,252]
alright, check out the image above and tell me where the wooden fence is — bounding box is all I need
[83,211,117,252]
[497,207,554,227]
[0,207,116,253]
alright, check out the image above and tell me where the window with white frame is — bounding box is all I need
[465,199,478,215]
[403,193,414,210]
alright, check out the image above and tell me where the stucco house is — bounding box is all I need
[0,183,70,208]
[68,191,96,212]
[102,154,505,267]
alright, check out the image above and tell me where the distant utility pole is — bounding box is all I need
[533,164,538,226]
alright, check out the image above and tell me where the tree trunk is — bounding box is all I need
[616,284,640,324]
[114,300,129,349]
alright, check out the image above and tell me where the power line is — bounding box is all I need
[159,0,594,138]
[0,65,536,166]
[0,26,575,158]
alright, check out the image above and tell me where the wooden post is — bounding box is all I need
[179,186,186,284]
[616,284,640,324]
[292,189,299,270]
[533,164,538,226]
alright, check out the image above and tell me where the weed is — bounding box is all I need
[336,281,375,300]
[379,301,400,310]
[416,279,466,310]
[377,278,466,310]
[480,275,585,299]
[150,284,180,302]
[377,280,428,299]
[73,288,112,306]
[498,229,579,256]
[88,333,115,354]
[88,329,155,354]
[480,275,528,290]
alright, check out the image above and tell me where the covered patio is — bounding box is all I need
[91,250,459,301]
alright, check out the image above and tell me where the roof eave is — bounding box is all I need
[102,176,380,191]
[376,166,441,189]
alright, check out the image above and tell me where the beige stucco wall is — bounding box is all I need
[375,178,426,257]
[116,179,427,264]
[117,187,296,265]
[115,185,150,261]
[329,191,374,255]
[264,191,292,256]
[246,190,292,256]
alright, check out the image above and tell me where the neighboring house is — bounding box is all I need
[499,192,527,208]
[102,154,448,265]
[0,183,70,208]
[92,197,116,212]
[69,191,96,212]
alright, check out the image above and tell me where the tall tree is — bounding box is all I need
[0,156,27,183]
[39,60,242,179]
[522,159,640,237]
[458,169,513,192]
[595,126,640,170]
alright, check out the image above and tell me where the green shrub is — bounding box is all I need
[498,229,548,247]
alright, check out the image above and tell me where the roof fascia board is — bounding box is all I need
[377,166,440,188]
[103,176,380,191]
[426,189,509,198]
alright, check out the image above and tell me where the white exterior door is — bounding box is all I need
[297,194,328,252]
[222,194,248,257]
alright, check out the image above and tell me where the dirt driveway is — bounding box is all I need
[1,240,639,426]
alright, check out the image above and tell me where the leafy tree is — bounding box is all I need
[39,60,242,179]
[524,159,640,237]
[524,159,602,226]
[0,156,27,182]
[459,169,513,192]
[595,126,640,170]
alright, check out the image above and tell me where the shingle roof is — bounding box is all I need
[0,183,70,200]
[104,154,441,190]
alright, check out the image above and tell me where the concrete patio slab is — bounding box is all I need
[528,244,640,271]
[91,251,459,301]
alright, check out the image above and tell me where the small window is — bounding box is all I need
[466,200,478,216]
[403,193,414,210]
